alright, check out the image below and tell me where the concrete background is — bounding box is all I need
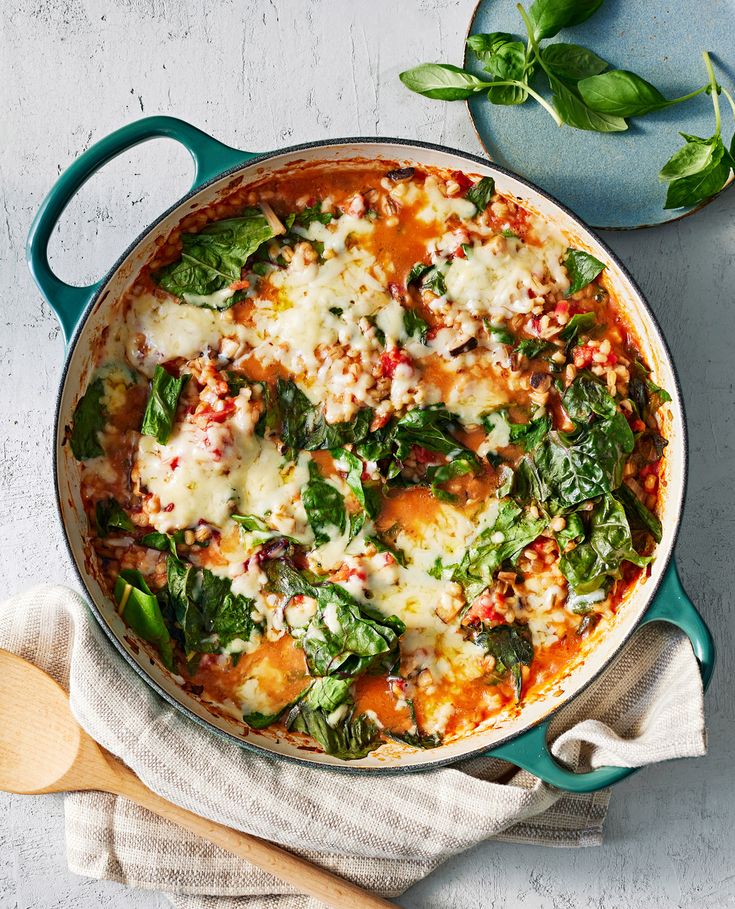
[1,1,734,906]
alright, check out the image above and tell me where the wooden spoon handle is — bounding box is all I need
[105,753,394,909]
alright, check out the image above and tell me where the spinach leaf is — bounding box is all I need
[277,379,372,457]
[554,510,586,550]
[95,498,134,536]
[287,699,382,760]
[628,363,671,420]
[426,452,479,501]
[578,71,668,117]
[559,495,651,594]
[141,530,180,555]
[562,372,617,423]
[486,321,515,345]
[300,583,404,677]
[482,410,550,452]
[140,366,189,445]
[403,308,430,343]
[451,499,547,600]
[332,448,381,520]
[399,63,489,101]
[564,248,606,295]
[532,413,634,508]
[541,43,608,81]
[264,558,404,677]
[385,698,441,748]
[291,202,332,228]
[366,534,408,567]
[510,414,551,451]
[473,622,534,702]
[70,378,106,460]
[616,482,662,544]
[407,262,431,286]
[391,405,473,461]
[166,555,260,656]
[515,337,551,359]
[528,0,604,40]
[157,210,274,304]
[113,569,173,669]
[302,461,347,546]
[558,311,596,344]
[466,176,496,211]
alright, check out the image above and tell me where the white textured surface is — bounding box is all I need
[1,1,733,907]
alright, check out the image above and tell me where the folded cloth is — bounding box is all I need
[0,584,706,909]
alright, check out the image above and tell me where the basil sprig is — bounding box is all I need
[400,1,734,211]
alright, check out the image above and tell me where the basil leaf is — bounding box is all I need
[419,265,447,296]
[528,0,604,40]
[664,150,731,209]
[277,380,372,457]
[559,495,651,594]
[659,135,719,181]
[466,176,496,212]
[157,210,274,304]
[95,498,134,536]
[578,71,667,117]
[403,308,430,343]
[114,569,173,669]
[399,63,488,100]
[558,310,596,343]
[564,248,606,295]
[562,372,617,423]
[550,76,628,133]
[479,40,528,106]
[450,499,546,600]
[541,43,608,81]
[466,31,516,64]
[166,555,260,656]
[70,378,106,460]
[140,366,189,445]
[302,461,347,546]
[472,622,534,702]
[616,482,662,544]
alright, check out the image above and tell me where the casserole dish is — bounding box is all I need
[27,116,714,790]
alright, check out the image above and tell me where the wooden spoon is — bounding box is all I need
[0,649,394,909]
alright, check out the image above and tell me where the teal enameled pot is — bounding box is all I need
[27,116,714,790]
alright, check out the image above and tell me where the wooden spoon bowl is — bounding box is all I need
[0,649,393,909]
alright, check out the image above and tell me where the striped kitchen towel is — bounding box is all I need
[0,584,706,908]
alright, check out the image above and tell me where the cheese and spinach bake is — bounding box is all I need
[70,161,669,760]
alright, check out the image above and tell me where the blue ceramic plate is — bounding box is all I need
[465,0,735,228]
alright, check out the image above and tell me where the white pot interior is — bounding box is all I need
[55,141,685,769]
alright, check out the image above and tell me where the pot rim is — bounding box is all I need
[52,135,689,773]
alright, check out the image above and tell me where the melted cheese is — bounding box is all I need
[445,233,569,320]
[126,293,239,376]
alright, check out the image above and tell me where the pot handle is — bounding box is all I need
[482,560,715,792]
[27,116,258,342]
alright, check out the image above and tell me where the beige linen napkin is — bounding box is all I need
[0,584,706,909]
